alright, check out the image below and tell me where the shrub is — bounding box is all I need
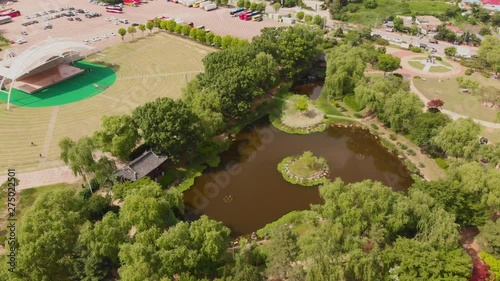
[418,162,425,168]
[364,0,378,9]
[434,157,449,169]
[353,112,362,118]
[389,133,396,140]
[465,68,473,76]
[410,46,423,53]
[370,123,378,130]
[414,75,421,79]
[397,142,408,150]
[79,188,92,199]
[434,56,442,61]
[482,71,491,78]
[373,37,389,46]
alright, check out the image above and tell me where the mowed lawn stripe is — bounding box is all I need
[0,33,214,172]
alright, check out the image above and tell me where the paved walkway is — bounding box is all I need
[0,166,81,191]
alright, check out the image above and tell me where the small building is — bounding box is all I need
[482,0,500,11]
[400,42,410,50]
[116,150,168,182]
[416,16,442,33]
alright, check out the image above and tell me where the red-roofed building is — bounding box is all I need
[482,0,500,11]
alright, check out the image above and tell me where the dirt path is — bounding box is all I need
[460,227,489,281]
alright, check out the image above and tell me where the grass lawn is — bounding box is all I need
[345,0,450,26]
[480,127,500,144]
[0,33,213,172]
[429,66,452,73]
[408,60,426,70]
[413,74,500,122]
[440,60,452,67]
[288,156,325,178]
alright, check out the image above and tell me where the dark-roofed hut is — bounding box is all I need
[116,150,168,182]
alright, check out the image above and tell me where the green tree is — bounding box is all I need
[378,90,423,132]
[377,53,401,75]
[119,178,181,232]
[249,2,257,10]
[478,220,500,257]
[244,0,251,9]
[273,2,281,13]
[221,35,234,49]
[175,23,183,34]
[407,112,451,146]
[182,24,191,36]
[166,19,177,32]
[478,35,500,74]
[237,0,244,7]
[194,28,204,42]
[189,27,197,40]
[93,115,140,161]
[304,14,313,23]
[146,21,154,34]
[118,27,127,41]
[295,96,309,113]
[252,25,323,80]
[364,0,378,9]
[213,34,222,47]
[183,79,224,137]
[206,32,215,45]
[127,26,137,40]
[393,17,404,31]
[432,118,480,158]
[444,46,457,57]
[477,86,500,108]
[72,212,126,280]
[59,137,96,182]
[15,190,84,281]
[296,11,304,20]
[266,224,300,279]
[323,45,366,98]
[132,98,204,161]
[312,15,323,27]
[155,216,231,278]
[138,24,146,37]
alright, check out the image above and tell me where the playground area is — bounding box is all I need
[0,33,212,172]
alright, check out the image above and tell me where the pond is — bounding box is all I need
[184,120,413,236]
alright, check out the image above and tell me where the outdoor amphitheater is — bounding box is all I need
[0,33,213,172]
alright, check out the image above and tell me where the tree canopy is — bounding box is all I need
[432,118,480,159]
[132,98,204,161]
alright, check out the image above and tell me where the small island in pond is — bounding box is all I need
[277,151,330,187]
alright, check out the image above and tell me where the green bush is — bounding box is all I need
[343,94,364,112]
[410,46,423,53]
[353,112,362,118]
[482,71,491,78]
[465,68,473,76]
[397,142,408,150]
[373,37,389,46]
[418,162,425,168]
[389,133,396,140]
[480,252,500,279]
[434,157,449,169]
[434,56,442,61]
[407,149,416,156]
[338,106,347,112]
[370,123,378,130]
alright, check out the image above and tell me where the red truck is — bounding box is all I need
[238,10,252,20]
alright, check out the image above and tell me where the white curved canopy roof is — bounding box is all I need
[0,38,95,80]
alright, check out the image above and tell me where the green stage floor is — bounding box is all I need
[0,61,116,107]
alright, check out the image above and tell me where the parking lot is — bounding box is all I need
[0,0,285,55]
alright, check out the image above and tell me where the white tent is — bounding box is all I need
[0,38,97,110]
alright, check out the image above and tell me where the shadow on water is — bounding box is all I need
[184,118,413,236]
